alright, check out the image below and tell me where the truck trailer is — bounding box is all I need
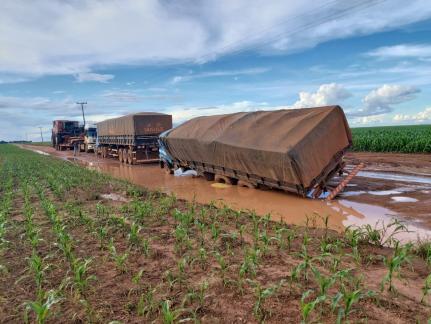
[96,112,172,164]
[159,106,361,199]
[51,120,84,151]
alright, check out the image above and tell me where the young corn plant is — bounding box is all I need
[292,235,315,282]
[381,242,411,292]
[71,258,96,296]
[27,251,50,301]
[25,290,60,324]
[108,239,129,273]
[161,300,183,324]
[421,273,431,304]
[182,280,209,312]
[141,238,151,257]
[128,222,142,247]
[332,285,375,323]
[300,290,325,324]
[95,226,108,249]
[213,251,228,282]
[312,267,336,299]
[247,279,284,322]
[137,286,157,317]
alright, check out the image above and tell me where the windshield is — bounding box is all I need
[87,129,97,137]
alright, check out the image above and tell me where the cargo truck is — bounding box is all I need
[51,120,84,151]
[159,106,362,199]
[80,126,97,153]
[96,112,172,164]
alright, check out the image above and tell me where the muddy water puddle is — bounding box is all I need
[82,157,430,242]
[22,145,431,241]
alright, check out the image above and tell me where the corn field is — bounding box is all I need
[0,144,430,323]
[351,125,431,153]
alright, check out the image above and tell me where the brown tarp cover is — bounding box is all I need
[164,106,352,188]
[97,112,172,136]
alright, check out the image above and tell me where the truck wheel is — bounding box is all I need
[238,180,257,189]
[128,150,134,165]
[118,149,123,162]
[214,174,236,185]
[122,149,128,164]
[203,172,215,181]
[165,163,174,174]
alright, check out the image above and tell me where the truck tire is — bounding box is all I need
[203,172,215,181]
[122,149,128,164]
[118,148,123,162]
[128,150,134,165]
[214,174,236,185]
[237,180,257,189]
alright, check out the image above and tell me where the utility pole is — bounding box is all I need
[38,127,44,142]
[76,102,87,128]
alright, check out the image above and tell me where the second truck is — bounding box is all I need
[96,112,172,164]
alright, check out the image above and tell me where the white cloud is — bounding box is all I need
[353,84,420,116]
[393,107,431,122]
[1,0,430,80]
[367,44,431,59]
[168,101,275,124]
[351,114,385,125]
[74,72,114,83]
[292,83,352,108]
[101,90,141,103]
[171,68,269,83]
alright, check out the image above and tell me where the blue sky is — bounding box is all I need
[1,0,431,141]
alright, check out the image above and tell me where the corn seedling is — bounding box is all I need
[137,286,157,317]
[182,280,209,311]
[25,290,60,324]
[128,222,142,246]
[161,300,183,324]
[72,258,96,295]
[421,273,431,304]
[248,279,284,321]
[132,268,145,285]
[332,285,374,323]
[381,242,411,292]
[108,239,129,273]
[95,226,108,249]
[300,290,325,324]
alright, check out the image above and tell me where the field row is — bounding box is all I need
[0,144,431,323]
[351,124,431,153]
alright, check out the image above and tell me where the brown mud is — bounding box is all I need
[21,145,431,240]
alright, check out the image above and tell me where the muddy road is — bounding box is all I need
[22,145,431,240]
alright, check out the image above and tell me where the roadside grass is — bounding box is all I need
[0,144,430,323]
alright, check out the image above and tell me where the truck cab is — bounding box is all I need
[81,127,97,152]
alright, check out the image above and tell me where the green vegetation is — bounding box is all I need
[351,124,431,153]
[0,144,430,323]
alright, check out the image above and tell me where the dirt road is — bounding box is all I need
[22,145,431,240]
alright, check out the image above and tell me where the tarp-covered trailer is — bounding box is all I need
[97,112,173,164]
[159,106,361,199]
